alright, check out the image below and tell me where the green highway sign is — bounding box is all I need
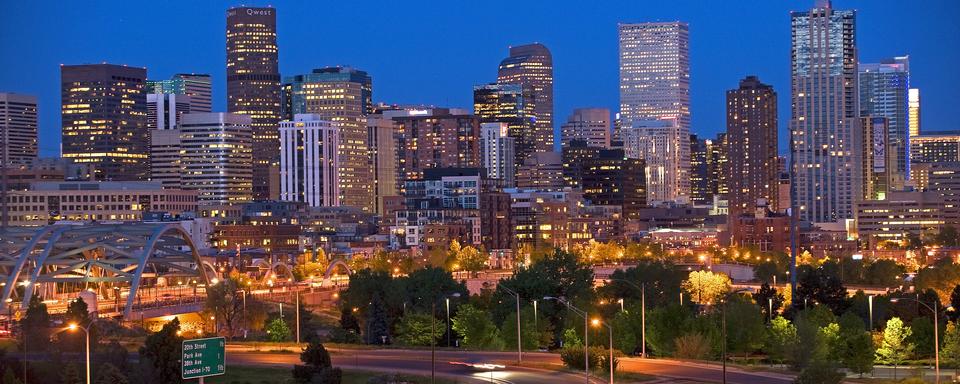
[182,336,226,379]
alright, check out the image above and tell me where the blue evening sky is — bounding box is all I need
[1,0,957,157]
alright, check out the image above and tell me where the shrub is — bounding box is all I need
[793,361,844,384]
[674,333,712,360]
[560,346,619,373]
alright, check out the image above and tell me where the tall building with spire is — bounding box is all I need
[726,76,778,216]
[790,0,861,223]
[226,6,281,200]
[497,43,554,153]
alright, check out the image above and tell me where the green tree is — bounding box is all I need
[1,370,21,384]
[138,318,183,384]
[752,283,784,322]
[793,360,844,384]
[292,339,342,384]
[451,304,502,350]
[934,225,960,247]
[682,270,730,305]
[724,296,765,358]
[93,363,129,384]
[949,285,960,322]
[765,316,797,366]
[908,316,936,359]
[364,294,390,344]
[499,306,543,350]
[395,312,443,347]
[204,275,244,336]
[864,260,905,287]
[792,265,849,315]
[819,322,841,361]
[876,317,914,380]
[401,267,467,314]
[562,328,582,348]
[61,363,82,384]
[790,310,830,370]
[20,296,50,352]
[941,322,960,373]
[599,260,683,309]
[836,312,874,377]
[914,261,960,305]
[266,318,292,342]
[454,243,488,276]
[645,304,692,356]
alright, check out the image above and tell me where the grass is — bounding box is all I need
[188,365,461,384]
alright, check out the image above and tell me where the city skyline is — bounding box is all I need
[2,1,957,158]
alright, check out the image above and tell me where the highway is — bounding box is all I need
[227,348,795,384]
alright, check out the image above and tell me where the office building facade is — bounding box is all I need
[367,115,398,216]
[179,113,253,205]
[227,6,281,200]
[279,114,340,207]
[61,64,149,181]
[497,43,554,153]
[147,93,191,131]
[790,1,861,223]
[560,108,611,149]
[622,118,689,204]
[618,22,691,133]
[0,93,38,165]
[474,83,537,170]
[148,73,212,113]
[283,67,374,212]
[388,108,480,185]
[859,57,909,190]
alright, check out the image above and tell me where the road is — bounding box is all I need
[227,348,794,384]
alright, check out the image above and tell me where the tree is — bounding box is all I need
[292,339,342,384]
[914,261,960,305]
[673,333,712,360]
[792,265,848,315]
[138,318,183,384]
[934,225,960,247]
[19,296,50,352]
[395,312,444,347]
[682,270,730,305]
[646,304,694,356]
[837,312,874,377]
[93,363,129,384]
[499,306,542,350]
[599,260,684,308]
[401,267,467,314]
[61,363,83,384]
[364,294,390,344]
[765,316,797,366]
[292,261,327,282]
[205,275,244,337]
[790,309,832,370]
[793,360,844,384]
[864,260,905,287]
[1,370,21,384]
[266,318,291,342]
[909,316,936,359]
[453,243,488,276]
[724,296,765,357]
[950,285,960,322]
[876,317,915,380]
[451,304,502,350]
[753,283,784,321]
[941,322,960,374]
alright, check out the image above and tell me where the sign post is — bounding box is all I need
[182,336,226,382]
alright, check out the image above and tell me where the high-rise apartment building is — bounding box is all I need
[516,151,565,191]
[497,43,554,152]
[180,113,253,205]
[148,74,212,113]
[911,132,960,164]
[582,148,646,218]
[861,117,893,200]
[560,108,611,149]
[689,135,710,205]
[480,122,516,187]
[147,93,191,131]
[283,67,374,212]
[0,93,38,165]
[726,76,778,216]
[618,22,690,132]
[790,1,861,223]
[389,108,480,184]
[227,6,281,200]
[149,129,182,189]
[859,57,909,190]
[61,64,149,181]
[622,118,689,204]
[279,114,340,207]
[474,83,537,170]
[708,134,729,201]
[367,115,398,216]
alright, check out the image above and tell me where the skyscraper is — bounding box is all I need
[180,113,253,205]
[480,122,516,187]
[279,114,340,207]
[790,1,861,223]
[389,108,480,183]
[689,135,710,205]
[859,57,909,190]
[0,93,38,165]
[283,67,374,212]
[227,6,281,200]
[909,88,921,138]
[367,115,398,216]
[726,75,778,217]
[560,108,611,149]
[147,74,212,113]
[861,117,892,200]
[618,22,690,132]
[474,83,536,170]
[147,93,191,131]
[61,64,149,181]
[622,118,689,204]
[497,43,554,152]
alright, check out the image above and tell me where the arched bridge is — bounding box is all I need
[0,223,210,319]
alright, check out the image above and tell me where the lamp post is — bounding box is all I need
[498,284,522,364]
[868,295,874,330]
[607,278,646,357]
[545,296,589,384]
[432,292,461,384]
[65,321,98,384]
[592,318,614,384]
[890,297,955,383]
[721,288,751,384]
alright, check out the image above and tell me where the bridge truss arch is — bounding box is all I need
[0,223,210,318]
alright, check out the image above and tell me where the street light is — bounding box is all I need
[544,296,589,384]
[432,292,461,384]
[721,288,751,384]
[890,297,955,383]
[498,284,522,364]
[606,278,646,358]
[64,321,98,384]
[592,318,614,384]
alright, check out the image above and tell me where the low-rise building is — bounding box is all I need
[856,190,955,247]
[4,181,197,225]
